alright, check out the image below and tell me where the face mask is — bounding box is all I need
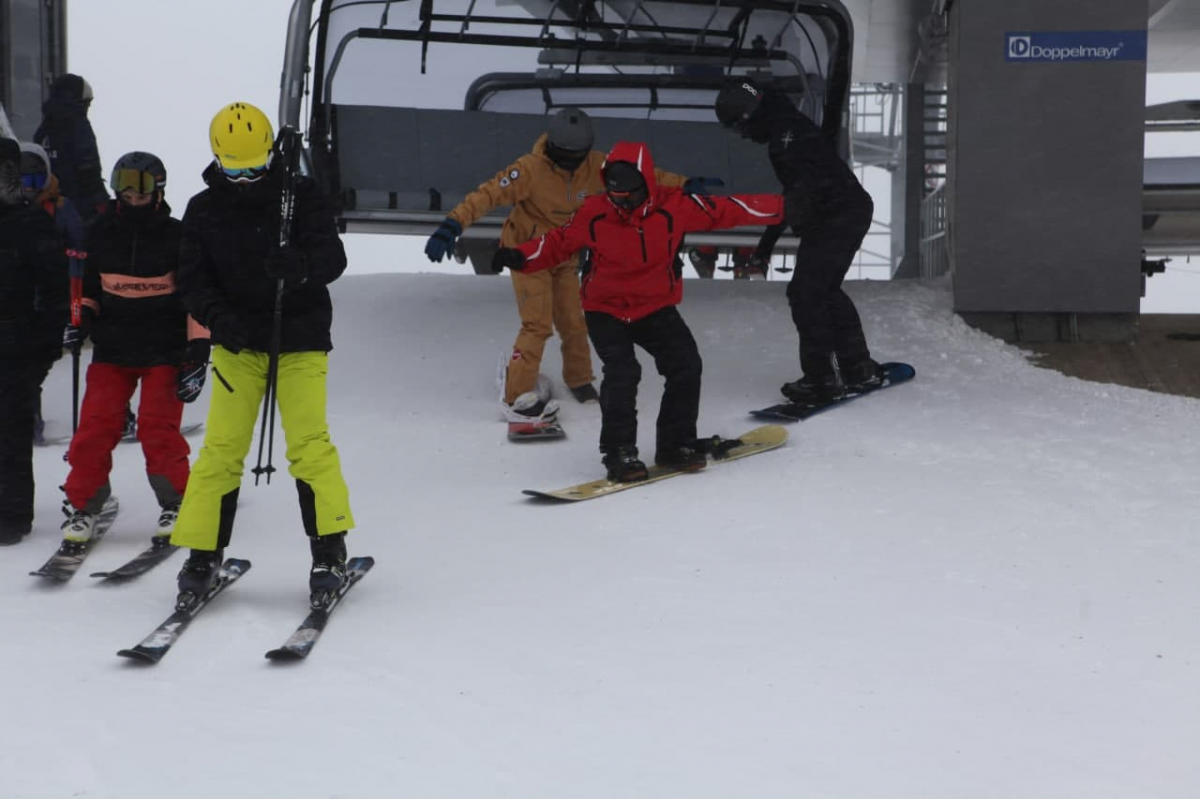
[547,143,588,172]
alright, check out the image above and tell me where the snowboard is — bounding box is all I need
[508,419,566,442]
[523,424,788,502]
[44,422,204,447]
[751,362,915,422]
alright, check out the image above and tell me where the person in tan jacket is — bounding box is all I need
[425,107,715,422]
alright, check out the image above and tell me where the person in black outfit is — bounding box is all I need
[0,138,69,544]
[59,152,192,548]
[715,78,884,402]
[33,73,109,225]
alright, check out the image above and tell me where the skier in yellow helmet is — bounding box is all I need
[169,102,355,609]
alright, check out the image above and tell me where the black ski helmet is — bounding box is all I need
[715,79,765,130]
[546,107,593,171]
[49,73,94,105]
[110,151,167,196]
[603,160,648,211]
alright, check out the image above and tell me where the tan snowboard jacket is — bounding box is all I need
[447,133,687,248]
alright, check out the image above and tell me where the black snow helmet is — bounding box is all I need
[49,73,94,105]
[603,160,648,211]
[715,79,765,130]
[110,151,167,196]
[545,107,593,171]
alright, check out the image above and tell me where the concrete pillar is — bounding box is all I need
[947,1,1148,342]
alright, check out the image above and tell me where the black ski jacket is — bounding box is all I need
[0,201,69,360]
[33,98,108,218]
[177,163,347,353]
[83,200,188,367]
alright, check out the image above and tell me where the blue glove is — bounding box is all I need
[425,218,462,263]
[683,177,724,195]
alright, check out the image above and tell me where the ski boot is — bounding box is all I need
[839,358,887,393]
[60,501,97,556]
[121,407,137,441]
[152,503,179,550]
[602,444,649,483]
[176,549,224,610]
[655,444,707,473]
[310,532,348,609]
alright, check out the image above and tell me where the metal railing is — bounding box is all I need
[919,182,949,278]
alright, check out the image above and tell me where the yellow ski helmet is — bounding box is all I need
[209,102,274,169]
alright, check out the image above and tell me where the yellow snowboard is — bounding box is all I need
[522,424,788,502]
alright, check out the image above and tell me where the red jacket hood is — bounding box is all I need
[601,141,658,217]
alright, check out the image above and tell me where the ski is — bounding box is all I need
[117,558,251,664]
[508,419,566,442]
[265,555,375,661]
[90,537,180,581]
[750,362,916,422]
[29,497,120,581]
[43,422,203,447]
[523,425,787,502]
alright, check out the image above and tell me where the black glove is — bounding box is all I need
[491,248,527,274]
[62,307,94,353]
[265,245,308,287]
[425,218,462,263]
[683,176,724,195]
[209,311,250,354]
[176,339,211,404]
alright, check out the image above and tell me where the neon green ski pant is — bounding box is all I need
[170,346,354,551]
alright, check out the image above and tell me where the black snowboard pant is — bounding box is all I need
[0,358,40,542]
[585,306,702,456]
[785,197,875,378]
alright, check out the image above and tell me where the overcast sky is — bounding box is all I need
[68,1,1200,308]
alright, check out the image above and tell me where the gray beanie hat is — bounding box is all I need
[547,107,593,151]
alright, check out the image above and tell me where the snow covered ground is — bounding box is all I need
[3,272,1199,799]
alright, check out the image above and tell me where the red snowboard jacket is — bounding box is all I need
[515,141,784,322]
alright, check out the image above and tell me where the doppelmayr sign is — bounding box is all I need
[1005,30,1148,62]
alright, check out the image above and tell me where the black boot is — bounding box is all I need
[602,444,649,483]
[839,358,886,392]
[782,354,843,403]
[176,548,224,610]
[655,444,707,472]
[310,532,348,608]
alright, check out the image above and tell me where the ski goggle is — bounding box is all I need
[607,185,649,211]
[112,168,162,195]
[20,173,48,191]
[220,163,270,183]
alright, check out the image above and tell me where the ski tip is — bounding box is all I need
[221,557,252,574]
[264,648,306,662]
[29,570,70,581]
[116,648,160,665]
[347,555,375,571]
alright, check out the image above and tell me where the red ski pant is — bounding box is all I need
[65,363,190,512]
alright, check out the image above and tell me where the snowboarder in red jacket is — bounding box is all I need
[492,141,784,482]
